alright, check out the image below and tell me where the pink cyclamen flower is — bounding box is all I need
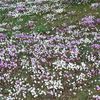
[96,85,100,91]
[81,16,96,27]
[96,18,100,24]
[96,96,100,100]
[93,95,100,100]
[0,33,6,40]
[16,4,26,13]
[91,44,100,49]
[0,60,5,68]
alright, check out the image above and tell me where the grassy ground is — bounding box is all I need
[0,3,100,34]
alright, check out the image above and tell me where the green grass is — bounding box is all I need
[0,3,100,35]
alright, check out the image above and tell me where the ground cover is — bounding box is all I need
[0,0,100,100]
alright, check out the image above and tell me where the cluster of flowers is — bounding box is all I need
[0,30,99,99]
[80,16,100,27]
[0,0,100,100]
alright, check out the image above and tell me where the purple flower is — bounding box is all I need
[70,40,80,45]
[0,33,6,40]
[93,95,100,100]
[96,18,100,24]
[0,59,17,69]
[0,59,5,68]
[81,16,96,27]
[95,34,100,40]
[91,44,100,49]
[16,4,26,13]
[15,33,33,39]
[96,85,100,91]
[7,45,17,56]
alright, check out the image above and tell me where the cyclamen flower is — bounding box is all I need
[93,95,100,100]
[15,33,33,39]
[0,60,5,68]
[0,60,17,68]
[96,85,100,91]
[91,44,100,49]
[16,4,26,13]
[0,33,6,40]
[96,18,100,24]
[81,16,96,27]
[70,47,79,58]
[7,45,17,56]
